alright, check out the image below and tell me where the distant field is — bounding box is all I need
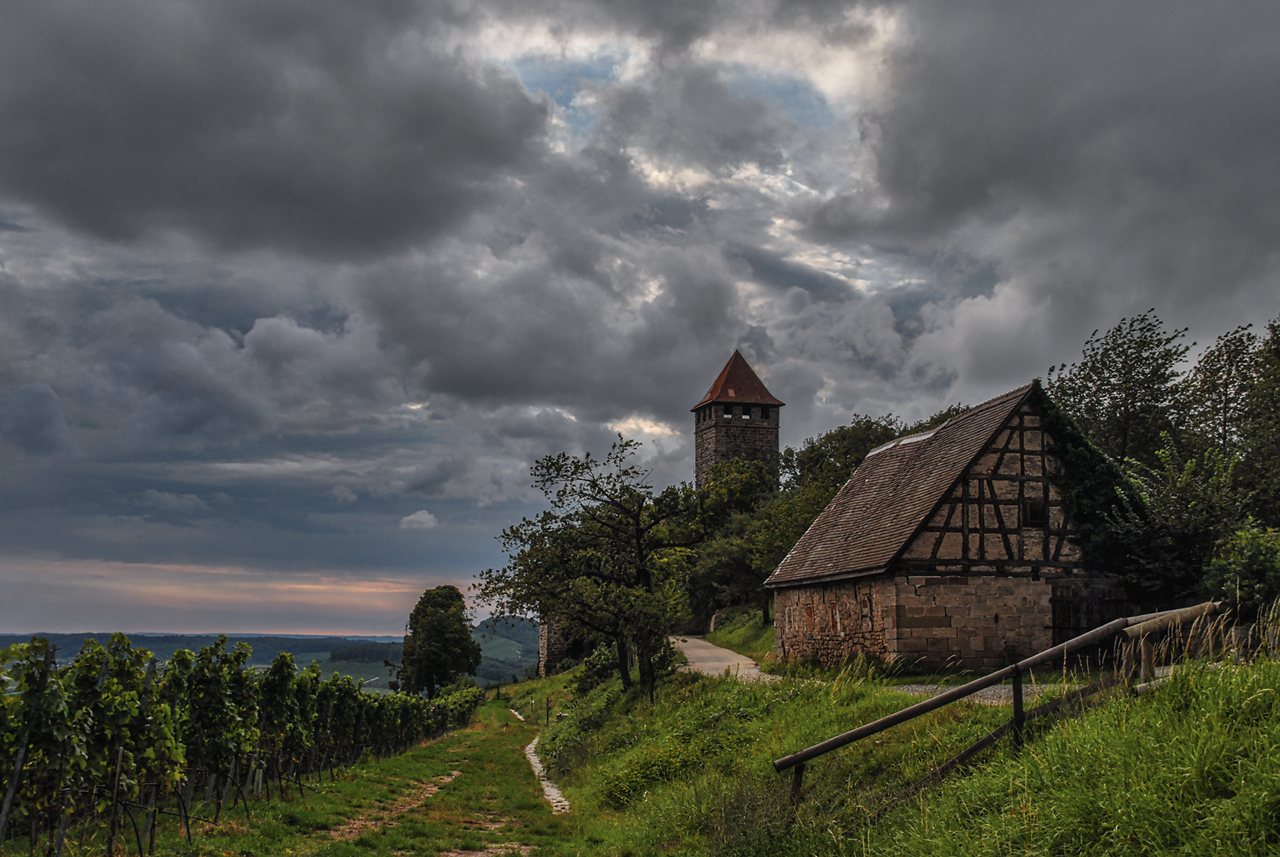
[476,635,523,661]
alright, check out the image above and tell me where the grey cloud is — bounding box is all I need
[0,0,549,258]
[0,384,68,455]
[140,489,211,516]
[812,4,1280,305]
[599,65,794,174]
[404,456,472,495]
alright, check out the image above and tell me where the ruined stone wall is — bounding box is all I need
[694,403,779,488]
[538,618,569,677]
[773,577,892,663]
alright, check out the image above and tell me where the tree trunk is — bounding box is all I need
[636,637,656,703]
[615,636,632,689]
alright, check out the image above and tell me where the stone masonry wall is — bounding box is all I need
[694,403,779,488]
[884,574,1052,669]
[773,577,892,663]
[774,574,1054,668]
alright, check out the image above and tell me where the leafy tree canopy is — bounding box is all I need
[1047,309,1191,469]
[396,585,482,698]
[477,437,698,698]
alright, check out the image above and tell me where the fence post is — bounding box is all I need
[1011,668,1025,750]
[790,762,805,808]
[1140,636,1154,684]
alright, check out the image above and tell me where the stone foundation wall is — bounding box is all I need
[773,573,1057,669]
[773,578,891,663]
[885,574,1053,669]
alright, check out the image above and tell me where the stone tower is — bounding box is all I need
[692,351,784,489]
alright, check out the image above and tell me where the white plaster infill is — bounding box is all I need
[523,736,570,814]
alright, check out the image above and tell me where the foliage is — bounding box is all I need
[396,585,482,698]
[1204,524,1280,622]
[1110,438,1246,603]
[1181,323,1262,456]
[1047,309,1191,469]
[779,415,901,494]
[1240,320,1280,526]
[0,633,484,850]
[478,436,699,698]
[569,644,619,697]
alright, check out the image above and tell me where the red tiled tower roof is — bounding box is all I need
[691,350,785,410]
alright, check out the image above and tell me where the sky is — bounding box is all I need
[3,1,1280,635]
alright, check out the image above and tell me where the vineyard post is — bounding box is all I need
[106,746,124,857]
[53,797,71,857]
[146,785,158,857]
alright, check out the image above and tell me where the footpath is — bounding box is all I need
[670,635,777,683]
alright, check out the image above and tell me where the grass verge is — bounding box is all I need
[508,655,1280,856]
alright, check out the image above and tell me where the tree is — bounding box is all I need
[1203,523,1280,623]
[1182,324,1261,457]
[779,415,902,494]
[477,437,699,699]
[1047,310,1191,468]
[396,586,482,698]
[1240,319,1280,526]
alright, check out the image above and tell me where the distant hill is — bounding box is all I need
[1,618,541,686]
[472,616,539,685]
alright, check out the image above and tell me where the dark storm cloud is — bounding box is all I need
[0,384,68,455]
[6,0,1280,633]
[812,2,1280,312]
[0,0,549,258]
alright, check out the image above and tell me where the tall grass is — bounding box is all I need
[507,606,1280,856]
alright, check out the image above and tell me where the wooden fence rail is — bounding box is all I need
[774,600,1224,803]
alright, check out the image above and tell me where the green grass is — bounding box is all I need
[25,654,1280,856]
[477,635,525,661]
[9,701,575,857]
[505,656,1280,856]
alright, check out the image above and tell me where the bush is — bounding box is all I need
[1205,523,1280,622]
[569,644,618,697]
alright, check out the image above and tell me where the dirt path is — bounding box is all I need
[671,636,777,683]
[328,770,464,840]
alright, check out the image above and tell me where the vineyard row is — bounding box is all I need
[0,633,484,855]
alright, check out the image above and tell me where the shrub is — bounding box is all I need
[569,644,618,697]
[1204,523,1280,622]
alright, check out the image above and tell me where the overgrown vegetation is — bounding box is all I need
[495,613,1280,856]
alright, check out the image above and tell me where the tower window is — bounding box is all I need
[761,407,770,420]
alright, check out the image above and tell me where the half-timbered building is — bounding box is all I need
[764,381,1126,669]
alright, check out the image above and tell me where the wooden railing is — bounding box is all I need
[773,601,1224,804]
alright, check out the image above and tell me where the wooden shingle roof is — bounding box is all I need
[692,351,785,410]
[764,384,1034,588]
